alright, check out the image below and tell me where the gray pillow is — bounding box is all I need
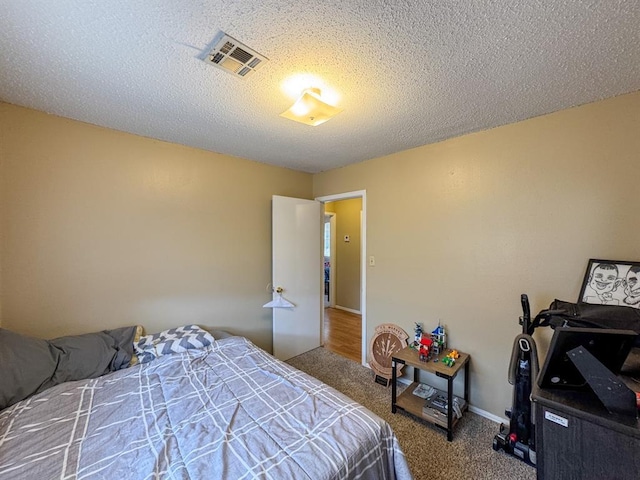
[209,329,233,340]
[49,326,137,384]
[0,326,137,411]
[0,329,59,411]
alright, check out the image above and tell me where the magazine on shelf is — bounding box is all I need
[412,383,436,399]
[422,387,467,418]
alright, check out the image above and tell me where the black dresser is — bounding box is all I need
[532,350,640,480]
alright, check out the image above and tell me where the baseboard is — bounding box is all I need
[391,374,505,425]
[468,406,507,425]
[334,305,361,315]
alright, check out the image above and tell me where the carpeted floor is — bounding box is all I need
[287,346,536,480]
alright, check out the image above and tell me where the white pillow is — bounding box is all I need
[134,325,215,364]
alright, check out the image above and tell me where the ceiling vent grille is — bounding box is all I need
[203,33,268,79]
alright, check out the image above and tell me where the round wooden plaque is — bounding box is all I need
[369,323,409,385]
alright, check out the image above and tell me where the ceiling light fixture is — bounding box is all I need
[279,88,343,126]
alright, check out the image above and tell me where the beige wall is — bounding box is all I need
[313,91,640,417]
[0,102,312,352]
[2,91,639,418]
[325,199,362,311]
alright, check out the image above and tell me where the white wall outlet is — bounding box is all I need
[369,256,375,266]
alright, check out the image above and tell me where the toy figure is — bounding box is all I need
[413,322,423,347]
[430,322,447,355]
[419,336,432,362]
[442,349,459,367]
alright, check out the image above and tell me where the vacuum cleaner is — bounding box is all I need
[492,294,541,467]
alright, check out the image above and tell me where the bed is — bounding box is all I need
[0,331,411,479]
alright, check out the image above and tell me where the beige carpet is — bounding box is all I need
[287,346,536,480]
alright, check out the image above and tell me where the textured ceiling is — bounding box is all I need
[1,1,639,173]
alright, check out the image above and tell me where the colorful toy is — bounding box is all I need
[442,349,459,367]
[413,322,423,347]
[430,322,447,355]
[418,336,432,362]
[412,321,449,362]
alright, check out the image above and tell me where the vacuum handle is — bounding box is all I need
[521,294,531,334]
[521,294,530,321]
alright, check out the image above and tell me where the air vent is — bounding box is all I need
[203,33,268,79]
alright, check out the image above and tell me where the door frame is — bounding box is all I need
[315,190,367,365]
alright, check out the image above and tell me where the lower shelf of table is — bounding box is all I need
[395,382,466,430]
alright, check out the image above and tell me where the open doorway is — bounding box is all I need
[323,212,336,308]
[316,191,366,365]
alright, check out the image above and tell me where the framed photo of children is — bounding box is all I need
[578,259,640,309]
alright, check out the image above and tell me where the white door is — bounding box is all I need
[272,195,322,361]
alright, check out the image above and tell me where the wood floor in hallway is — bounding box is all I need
[323,307,362,363]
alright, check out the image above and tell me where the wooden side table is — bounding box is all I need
[392,346,470,441]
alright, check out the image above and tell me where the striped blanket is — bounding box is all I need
[0,336,411,479]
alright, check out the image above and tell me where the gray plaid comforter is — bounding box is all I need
[0,336,412,479]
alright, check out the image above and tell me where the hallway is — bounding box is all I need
[323,307,362,363]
